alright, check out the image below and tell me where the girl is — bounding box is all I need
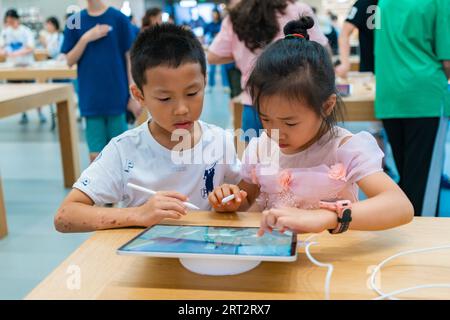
[208,17,414,236]
[40,17,64,59]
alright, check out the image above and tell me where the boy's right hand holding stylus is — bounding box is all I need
[134,191,188,226]
[208,184,248,212]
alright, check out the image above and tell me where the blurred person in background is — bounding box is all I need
[141,7,162,31]
[40,16,64,59]
[0,9,46,124]
[375,0,450,216]
[204,9,230,93]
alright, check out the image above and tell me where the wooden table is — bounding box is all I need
[0,83,80,238]
[0,61,77,82]
[26,213,450,300]
[339,72,375,121]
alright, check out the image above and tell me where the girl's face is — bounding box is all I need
[258,94,333,155]
[45,22,56,33]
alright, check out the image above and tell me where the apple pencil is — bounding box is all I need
[221,194,236,205]
[127,183,200,210]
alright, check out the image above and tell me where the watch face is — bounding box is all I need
[341,209,352,222]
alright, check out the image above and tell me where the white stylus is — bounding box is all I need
[127,183,200,210]
[221,194,236,204]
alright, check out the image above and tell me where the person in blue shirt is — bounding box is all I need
[61,0,139,162]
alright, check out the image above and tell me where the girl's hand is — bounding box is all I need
[258,207,338,236]
[134,191,188,227]
[208,184,247,212]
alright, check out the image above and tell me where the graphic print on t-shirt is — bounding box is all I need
[124,159,134,173]
[201,162,217,199]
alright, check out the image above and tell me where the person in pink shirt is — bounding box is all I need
[208,17,413,236]
[208,0,329,141]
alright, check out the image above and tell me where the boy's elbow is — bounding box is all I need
[54,206,70,233]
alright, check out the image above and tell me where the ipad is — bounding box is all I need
[117,225,298,262]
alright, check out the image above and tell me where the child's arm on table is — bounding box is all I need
[258,172,414,235]
[54,188,189,233]
[208,180,260,212]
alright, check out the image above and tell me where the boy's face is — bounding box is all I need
[131,62,205,135]
[5,17,19,29]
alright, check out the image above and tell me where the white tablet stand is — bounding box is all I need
[179,258,262,276]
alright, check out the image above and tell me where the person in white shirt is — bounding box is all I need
[39,16,64,59]
[0,9,46,124]
[54,23,242,233]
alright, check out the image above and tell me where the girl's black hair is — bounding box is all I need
[46,16,60,31]
[229,0,294,52]
[247,16,345,138]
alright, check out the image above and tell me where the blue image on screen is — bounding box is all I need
[121,225,294,257]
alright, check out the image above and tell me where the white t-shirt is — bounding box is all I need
[42,31,64,59]
[74,121,242,210]
[0,25,35,65]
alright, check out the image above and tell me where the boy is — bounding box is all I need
[0,9,46,124]
[55,24,241,232]
[61,0,140,162]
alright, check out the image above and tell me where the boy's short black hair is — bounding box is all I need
[5,9,19,20]
[130,23,206,91]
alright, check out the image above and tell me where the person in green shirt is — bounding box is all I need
[375,0,450,216]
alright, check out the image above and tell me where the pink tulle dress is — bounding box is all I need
[241,127,384,210]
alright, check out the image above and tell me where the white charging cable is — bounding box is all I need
[370,244,450,300]
[303,234,334,300]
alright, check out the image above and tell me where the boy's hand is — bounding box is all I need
[208,184,247,213]
[258,207,338,236]
[82,24,111,43]
[135,191,188,227]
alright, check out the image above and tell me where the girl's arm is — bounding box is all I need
[55,188,189,233]
[349,171,414,230]
[258,172,414,235]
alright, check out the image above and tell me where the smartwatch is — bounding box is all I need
[319,200,352,234]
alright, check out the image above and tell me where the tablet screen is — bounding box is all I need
[336,83,351,97]
[118,225,296,257]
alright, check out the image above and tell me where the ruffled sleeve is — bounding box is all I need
[336,131,384,184]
